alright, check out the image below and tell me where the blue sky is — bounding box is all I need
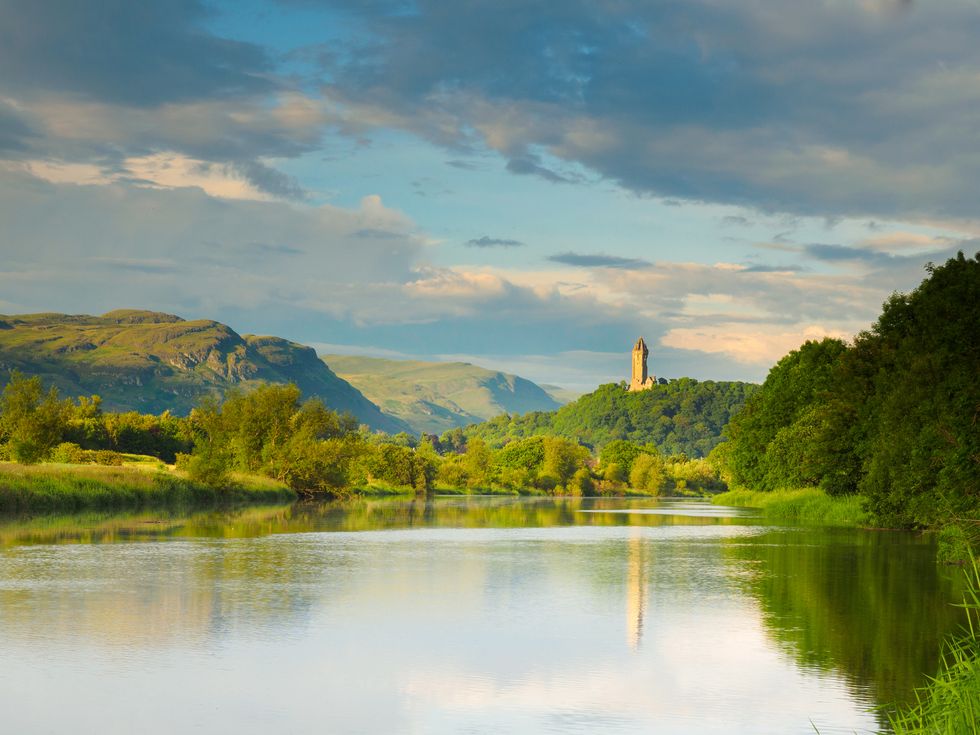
[1,0,977,390]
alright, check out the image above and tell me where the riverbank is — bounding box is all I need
[0,461,295,513]
[712,487,870,526]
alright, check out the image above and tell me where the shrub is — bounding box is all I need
[92,450,124,466]
[51,442,89,464]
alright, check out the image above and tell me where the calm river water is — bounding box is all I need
[0,497,965,734]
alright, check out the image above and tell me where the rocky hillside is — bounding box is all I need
[0,310,409,432]
[322,354,565,434]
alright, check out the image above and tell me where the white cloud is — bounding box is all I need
[662,324,853,366]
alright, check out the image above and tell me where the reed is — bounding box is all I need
[712,487,870,526]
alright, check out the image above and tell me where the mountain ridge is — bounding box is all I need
[322,354,566,434]
[0,310,409,433]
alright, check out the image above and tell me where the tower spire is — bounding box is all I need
[628,337,655,391]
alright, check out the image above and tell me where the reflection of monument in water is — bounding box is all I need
[626,532,649,650]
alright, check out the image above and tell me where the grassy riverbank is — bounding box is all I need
[0,461,295,513]
[712,487,870,526]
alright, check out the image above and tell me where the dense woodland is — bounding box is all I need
[721,252,979,527]
[464,379,757,457]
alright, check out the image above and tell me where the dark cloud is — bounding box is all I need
[804,243,887,263]
[0,100,35,154]
[466,236,525,248]
[722,216,752,227]
[314,0,980,220]
[242,242,303,256]
[351,228,406,240]
[89,257,182,275]
[506,154,576,184]
[446,159,479,171]
[740,263,807,273]
[232,160,308,200]
[548,252,651,269]
[0,0,274,107]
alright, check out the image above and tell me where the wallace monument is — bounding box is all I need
[628,337,656,392]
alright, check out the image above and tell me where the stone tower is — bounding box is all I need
[628,337,656,392]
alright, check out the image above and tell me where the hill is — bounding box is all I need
[464,378,759,457]
[0,310,409,433]
[323,355,564,434]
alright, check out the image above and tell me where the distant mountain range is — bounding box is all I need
[0,310,576,436]
[0,310,409,432]
[322,355,572,434]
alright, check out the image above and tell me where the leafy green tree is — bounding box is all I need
[630,452,666,494]
[462,437,494,488]
[542,436,588,486]
[0,371,71,463]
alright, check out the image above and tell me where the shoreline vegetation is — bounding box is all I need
[711,487,870,526]
[0,461,294,513]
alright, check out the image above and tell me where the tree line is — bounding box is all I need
[719,251,979,527]
[0,372,723,498]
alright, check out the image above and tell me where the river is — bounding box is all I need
[0,496,964,734]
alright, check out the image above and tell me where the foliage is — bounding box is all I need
[464,378,757,457]
[629,452,666,494]
[719,252,980,528]
[0,371,72,463]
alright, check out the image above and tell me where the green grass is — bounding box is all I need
[0,461,295,513]
[886,560,980,734]
[712,487,870,526]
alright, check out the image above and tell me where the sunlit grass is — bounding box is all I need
[0,460,294,513]
[712,487,870,526]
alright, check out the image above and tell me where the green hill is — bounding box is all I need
[464,378,759,457]
[0,310,409,433]
[322,355,564,434]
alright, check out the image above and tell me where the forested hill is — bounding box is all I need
[0,310,409,433]
[464,379,758,457]
[323,354,563,434]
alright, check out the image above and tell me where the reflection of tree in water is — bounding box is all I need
[722,527,966,722]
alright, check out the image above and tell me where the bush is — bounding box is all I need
[185,449,231,488]
[51,442,89,464]
[568,467,595,496]
[92,450,124,466]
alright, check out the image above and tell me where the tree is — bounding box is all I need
[0,371,70,463]
[630,452,666,494]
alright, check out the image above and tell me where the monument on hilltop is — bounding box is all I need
[628,337,656,392]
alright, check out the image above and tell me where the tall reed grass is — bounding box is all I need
[712,486,870,526]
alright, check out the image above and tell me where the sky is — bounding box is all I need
[1,0,977,391]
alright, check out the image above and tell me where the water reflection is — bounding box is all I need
[0,498,964,734]
[626,531,649,650]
